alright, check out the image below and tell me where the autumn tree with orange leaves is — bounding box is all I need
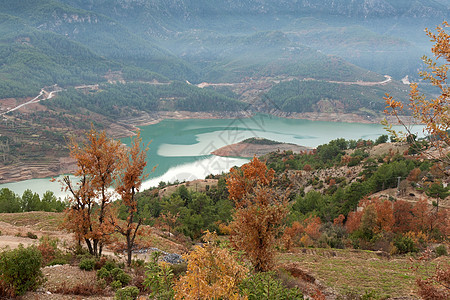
[227,157,288,272]
[174,231,248,300]
[383,21,449,171]
[110,132,151,266]
[61,127,122,257]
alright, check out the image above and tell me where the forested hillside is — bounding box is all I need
[263,79,408,114]
[0,0,448,181]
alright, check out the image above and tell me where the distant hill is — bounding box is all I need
[0,0,446,101]
[0,13,116,98]
[1,0,199,82]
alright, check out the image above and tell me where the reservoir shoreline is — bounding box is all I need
[0,112,394,185]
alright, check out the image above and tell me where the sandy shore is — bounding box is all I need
[212,141,311,157]
[117,110,389,132]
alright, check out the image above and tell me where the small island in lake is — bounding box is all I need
[212,137,311,158]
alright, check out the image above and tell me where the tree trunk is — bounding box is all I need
[85,238,94,255]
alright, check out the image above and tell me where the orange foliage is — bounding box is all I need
[303,164,312,171]
[230,186,288,272]
[430,208,449,238]
[300,235,313,247]
[407,168,422,182]
[383,22,449,170]
[416,264,450,300]
[282,221,304,250]
[304,216,322,240]
[341,155,351,164]
[346,197,394,234]
[350,195,449,237]
[217,221,232,235]
[110,132,150,266]
[412,198,431,233]
[174,231,248,300]
[414,249,450,300]
[227,157,287,272]
[373,199,394,233]
[393,200,414,233]
[345,210,363,233]
[333,214,345,226]
[312,289,326,300]
[61,127,122,256]
[226,156,275,206]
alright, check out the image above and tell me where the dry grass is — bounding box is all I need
[50,281,105,296]
[0,211,63,231]
[158,179,218,198]
[277,248,448,299]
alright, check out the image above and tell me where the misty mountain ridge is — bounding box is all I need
[0,0,448,110]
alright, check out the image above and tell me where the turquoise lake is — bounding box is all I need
[0,114,412,198]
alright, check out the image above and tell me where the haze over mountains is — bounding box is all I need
[0,0,449,182]
[1,0,448,97]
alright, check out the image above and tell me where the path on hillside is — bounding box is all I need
[0,87,63,116]
[1,75,392,116]
[196,75,392,88]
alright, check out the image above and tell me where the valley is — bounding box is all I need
[0,72,406,184]
[0,2,448,299]
[2,0,440,186]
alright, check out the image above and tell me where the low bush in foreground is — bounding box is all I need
[115,285,140,300]
[0,245,44,297]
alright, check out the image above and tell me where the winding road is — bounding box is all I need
[196,75,392,88]
[1,75,393,116]
[0,87,62,116]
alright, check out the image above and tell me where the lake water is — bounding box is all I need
[0,114,409,198]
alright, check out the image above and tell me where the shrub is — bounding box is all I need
[27,232,38,239]
[239,271,304,300]
[318,223,347,249]
[174,231,248,299]
[170,262,187,277]
[131,259,145,269]
[79,258,96,271]
[435,245,447,257]
[104,259,117,271]
[97,267,111,280]
[111,280,122,290]
[116,272,131,286]
[106,268,132,287]
[47,257,70,266]
[111,267,125,279]
[94,256,107,270]
[0,245,44,297]
[144,252,175,300]
[37,236,60,266]
[115,285,140,300]
[393,235,417,254]
[94,257,117,270]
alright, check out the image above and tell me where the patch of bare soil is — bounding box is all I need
[0,212,73,250]
[18,101,49,113]
[369,143,409,157]
[0,98,18,113]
